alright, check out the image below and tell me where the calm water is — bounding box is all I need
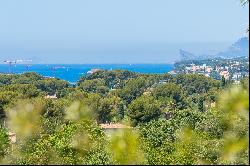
[0,64,174,84]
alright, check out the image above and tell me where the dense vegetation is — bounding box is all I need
[0,70,248,165]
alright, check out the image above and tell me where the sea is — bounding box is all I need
[0,64,174,84]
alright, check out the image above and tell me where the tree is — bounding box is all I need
[34,78,69,95]
[0,91,23,122]
[119,77,150,104]
[78,79,109,95]
[96,96,123,123]
[173,74,220,95]
[78,70,138,89]
[0,84,42,98]
[0,128,9,161]
[197,96,205,112]
[0,67,248,165]
[127,95,161,126]
[109,130,145,165]
[240,76,249,91]
[152,83,187,109]
[220,76,226,88]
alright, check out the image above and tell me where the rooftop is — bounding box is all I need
[45,94,57,99]
[100,123,131,129]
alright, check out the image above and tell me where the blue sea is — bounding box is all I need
[0,64,174,84]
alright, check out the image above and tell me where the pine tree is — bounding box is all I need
[198,96,205,112]
[220,76,226,87]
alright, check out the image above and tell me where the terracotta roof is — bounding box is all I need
[45,94,57,99]
[100,123,131,129]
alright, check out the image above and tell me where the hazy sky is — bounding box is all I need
[0,0,248,64]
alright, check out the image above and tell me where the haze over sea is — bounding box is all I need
[0,64,174,84]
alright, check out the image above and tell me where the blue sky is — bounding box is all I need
[0,0,248,64]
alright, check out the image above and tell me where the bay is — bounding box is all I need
[0,64,174,84]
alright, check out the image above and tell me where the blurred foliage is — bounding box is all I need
[109,129,145,164]
[6,102,42,139]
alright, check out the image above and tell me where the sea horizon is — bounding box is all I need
[0,63,174,84]
[0,62,176,65]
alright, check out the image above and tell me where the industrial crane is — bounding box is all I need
[16,59,32,71]
[3,60,16,74]
[3,59,32,73]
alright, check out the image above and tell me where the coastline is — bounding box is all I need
[0,64,174,83]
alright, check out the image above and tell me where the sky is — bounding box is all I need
[0,0,249,64]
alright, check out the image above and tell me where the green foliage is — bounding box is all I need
[195,111,224,139]
[109,130,145,165]
[0,84,41,98]
[3,101,112,165]
[240,76,249,91]
[174,74,220,95]
[197,96,205,112]
[78,70,138,89]
[97,96,123,123]
[139,119,177,148]
[34,78,69,95]
[0,91,20,120]
[170,129,221,165]
[152,83,187,109]
[220,76,226,87]
[78,78,109,95]
[0,69,248,165]
[6,102,42,139]
[0,128,9,161]
[118,76,153,104]
[216,86,249,165]
[0,72,69,98]
[205,87,219,102]
[127,95,161,126]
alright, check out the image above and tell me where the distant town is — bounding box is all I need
[171,56,249,83]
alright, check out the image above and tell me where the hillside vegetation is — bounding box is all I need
[0,71,248,165]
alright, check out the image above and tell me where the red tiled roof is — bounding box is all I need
[100,123,131,129]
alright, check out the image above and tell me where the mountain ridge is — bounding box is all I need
[179,37,249,61]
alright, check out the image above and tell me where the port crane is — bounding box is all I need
[3,59,32,73]
[3,60,16,74]
[16,59,32,71]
